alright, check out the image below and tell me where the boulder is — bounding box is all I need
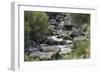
[48,36,63,42]
[57,45,72,54]
[39,52,54,59]
[40,44,47,47]
[30,51,42,57]
[28,47,39,52]
[59,48,72,54]
[40,46,60,53]
[30,51,55,60]
[67,44,74,48]
[73,36,86,41]
[66,40,73,44]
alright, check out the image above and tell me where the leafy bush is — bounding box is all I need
[24,11,49,44]
[62,39,90,59]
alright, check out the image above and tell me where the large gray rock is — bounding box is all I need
[40,44,47,47]
[30,51,42,57]
[28,47,38,52]
[40,46,60,53]
[39,52,54,59]
[30,51,55,60]
[48,36,63,42]
[73,36,86,41]
[66,40,73,44]
[55,45,73,54]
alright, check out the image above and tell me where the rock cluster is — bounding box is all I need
[25,12,86,60]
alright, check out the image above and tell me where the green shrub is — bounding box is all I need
[24,11,49,44]
[71,40,90,58]
[61,39,90,59]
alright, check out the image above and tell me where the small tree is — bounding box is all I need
[24,11,49,45]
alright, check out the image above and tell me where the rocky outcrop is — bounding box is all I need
[25,13,87,60]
